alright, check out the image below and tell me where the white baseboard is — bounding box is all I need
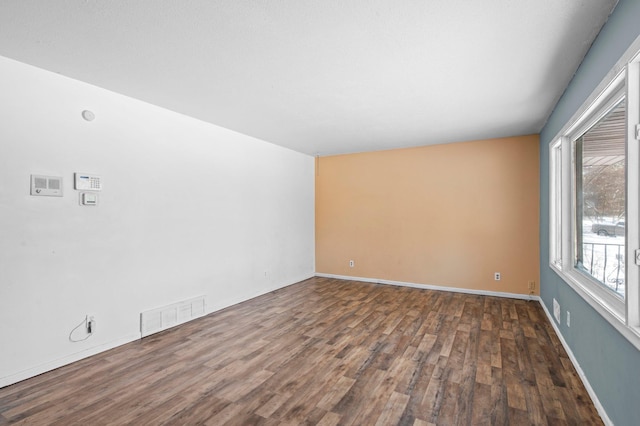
[315,273,538,301]
[0,333,141,389]
[205,273,316,314]
[538,301,612,426]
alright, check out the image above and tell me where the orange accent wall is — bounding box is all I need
[315,135,540,295]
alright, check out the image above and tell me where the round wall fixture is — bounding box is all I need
[81,110,95,121]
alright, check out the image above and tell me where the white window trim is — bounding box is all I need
[549,35,640,351]
[549,139,563,270]
[626,58,640,329]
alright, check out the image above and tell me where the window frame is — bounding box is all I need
[572,91,626,308]
[549,37,640,350]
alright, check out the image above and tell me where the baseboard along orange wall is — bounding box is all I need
[315,135,540,295]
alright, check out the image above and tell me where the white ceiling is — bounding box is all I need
[0,1,617,156]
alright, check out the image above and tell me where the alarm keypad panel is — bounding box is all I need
[74,173,102,191]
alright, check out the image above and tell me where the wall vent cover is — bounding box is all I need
[140,296,206,337]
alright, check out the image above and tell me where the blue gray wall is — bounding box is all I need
[540,1,640,425]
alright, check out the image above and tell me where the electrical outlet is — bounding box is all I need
[86,314,96,334]
[349,260,354,268]
[528,281,535,290]
[494,272,501,281]
[567,311,571,327]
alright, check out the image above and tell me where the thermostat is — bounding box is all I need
[80,192,98,206]
[74,173,102,191]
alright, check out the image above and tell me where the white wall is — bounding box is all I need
[0,56,315,387]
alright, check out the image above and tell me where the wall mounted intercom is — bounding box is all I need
[30,175,63,197]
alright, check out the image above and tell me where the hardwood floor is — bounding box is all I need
[0,277,602,425]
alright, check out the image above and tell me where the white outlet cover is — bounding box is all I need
[553,298,561,324]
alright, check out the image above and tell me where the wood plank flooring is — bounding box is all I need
[0,277,603,425]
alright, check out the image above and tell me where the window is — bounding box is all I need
[549,39,640,349]
[574,99,626,299]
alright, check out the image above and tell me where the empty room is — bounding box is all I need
[1,1,639,425]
